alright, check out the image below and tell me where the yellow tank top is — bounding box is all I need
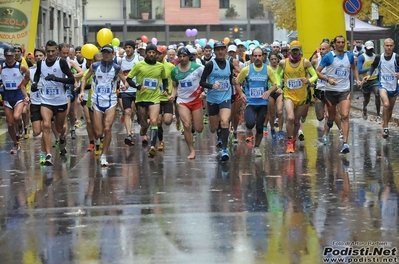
[283,58,308,100]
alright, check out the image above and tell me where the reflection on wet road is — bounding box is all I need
[0,110,398,263]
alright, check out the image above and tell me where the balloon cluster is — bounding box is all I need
[185,28,198,37]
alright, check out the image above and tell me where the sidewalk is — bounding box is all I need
[351,88,399,125]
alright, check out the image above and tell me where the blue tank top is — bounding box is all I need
[206,59,232,104]
[245,64,268,106]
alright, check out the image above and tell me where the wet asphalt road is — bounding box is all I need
[0,106,398,264]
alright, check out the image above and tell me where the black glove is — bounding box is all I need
[31,82,38,92]
[45,74,57,81]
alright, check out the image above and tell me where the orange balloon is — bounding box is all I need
[141,35,148,44]
[223,37,230,45]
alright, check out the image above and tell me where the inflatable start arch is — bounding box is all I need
[295,0,347,58]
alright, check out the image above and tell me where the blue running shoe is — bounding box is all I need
[216,139,222,148]
[340,143,350,154]
[278,131,284,140]
[220,149,229,161]
[271,130,277,141]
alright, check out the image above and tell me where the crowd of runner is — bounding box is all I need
[0,36,398,167]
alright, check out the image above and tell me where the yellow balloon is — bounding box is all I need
[81,44,99,60]
[223,37,230,45]
[96,28,113,47]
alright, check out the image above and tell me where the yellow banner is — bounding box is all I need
[0,0,40,53]
[295,0,346,59]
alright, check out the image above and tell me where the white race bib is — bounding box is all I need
[249,87,264,98]
[4,80,17,90]
[144,78,158,90]
[287,78,302,89]
[96,85,111,94]
[382,74,395,82]
[217,81,230,91]
[334,68,348,77]
[45,87,60,95]
[180,79,193,88]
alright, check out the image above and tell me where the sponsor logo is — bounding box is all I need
[0,7,28,33]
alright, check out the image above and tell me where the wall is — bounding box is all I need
[164,0,219,25]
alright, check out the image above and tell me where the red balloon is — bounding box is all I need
[141,35,148,44]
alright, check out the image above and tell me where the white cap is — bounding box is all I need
[281,41,287,48]
[228,45,237,52]
[187,46,198,55]
[138,43,147,50]
[236,40,244,46]
[168,45,175,50]
[272,41,280,47]
[365,41,374,50]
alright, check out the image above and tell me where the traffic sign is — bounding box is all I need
[343,0,363,16]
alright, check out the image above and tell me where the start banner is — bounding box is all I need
[0,0,40,53]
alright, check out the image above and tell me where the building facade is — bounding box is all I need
[36,0,84,47]
[83,0,276,45]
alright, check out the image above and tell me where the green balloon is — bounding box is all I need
[111,38,120,47]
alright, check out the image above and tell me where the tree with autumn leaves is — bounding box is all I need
[259,0,399,31]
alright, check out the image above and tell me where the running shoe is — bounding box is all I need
[376,116,382,123]
[100,155,108,167]
[382,128,389,139]
[252,147,262,157]
[10,144,20,154]
[274,118,278,128]
[286,139,294,153]
[203,115,209,124]
[339,130,344,139]
[245,135,254,142]
[300,116,306,123]
[220,149,229,161]
[340,143,350,154]
[124,134,134,146]
[86,143,95,152]
[142,135,148,145]
[233,131,238,143]
[271,129,277,141]
[39,152,46,165]
[298,131,305,141]
[45,154,53,166]
[322,135,328,145]
[120,114,125,123]
[176,120,181,131]
[263,126,268,135]
[216,139,223,148]
[362,107,367,120]
[148,146,157,158]
[278,131,284,140]
[139,127,146,136]
[52,139,59,148]
[74,120,82,128]
[59,136,67,156]
[70,129,76,140]
[95,145,101,156]
[24,127,30,139]
[158,141,165,151]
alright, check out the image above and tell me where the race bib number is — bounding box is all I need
[144,78,158,90]
[4,81,17,89]
[217,81,230,91]
[287,79,302,89]
[335,68,348,77]
[96,85,111,94]
[45,87,60,95]
[180,79,193,88]
[382,74,395,82]
[249,87,264,98]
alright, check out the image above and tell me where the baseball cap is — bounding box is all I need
[236,40,244,46]
[228,45,237,52]
[101,44,114,53]
[157,45,167,54]
[137,43,147,50]
[290,40,302,50]
[365,41,374,50]
[26,52,34,59]
[4,47,15,56]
